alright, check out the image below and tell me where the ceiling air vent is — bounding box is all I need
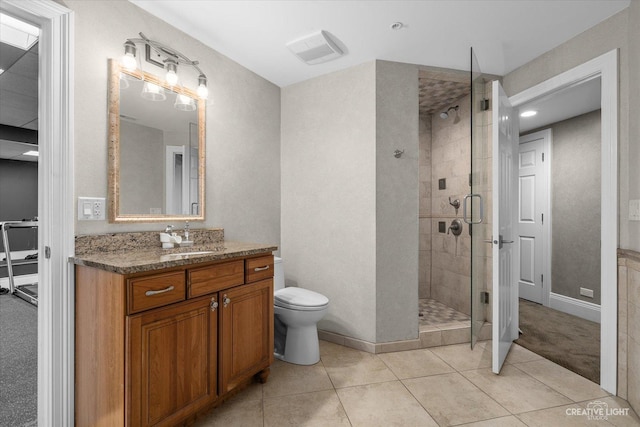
[286,30,343,65]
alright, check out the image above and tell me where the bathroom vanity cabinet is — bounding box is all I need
[74,252,274,427]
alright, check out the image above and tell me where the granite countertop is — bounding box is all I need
[71,241,278,275]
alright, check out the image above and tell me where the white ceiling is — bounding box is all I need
[130,0,629,87]
[519,77,601,133]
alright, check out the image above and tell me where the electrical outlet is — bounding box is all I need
[78,197,106,221]
[580,287,594,298]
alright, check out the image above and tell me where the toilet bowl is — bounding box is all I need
[273,257,329,365]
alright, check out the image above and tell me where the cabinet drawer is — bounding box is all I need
[245,255,274,283]
[128,271,186,314]
[188,260,244,298]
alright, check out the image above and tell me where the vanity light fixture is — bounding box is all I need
[164,57,179,86]
[174,93,196,111]
[141,81,166,101]
[120,32,209,99]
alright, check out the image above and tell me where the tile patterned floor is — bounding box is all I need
[419,298,470,327]
[193,340,640,426]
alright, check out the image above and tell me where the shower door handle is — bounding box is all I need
[463,194,484,224]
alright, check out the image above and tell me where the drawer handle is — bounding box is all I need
[254,265,270,272]
[145,285,175,297]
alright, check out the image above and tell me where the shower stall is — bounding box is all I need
[417,57,490,346]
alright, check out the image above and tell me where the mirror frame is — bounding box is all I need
[107,59,206,223]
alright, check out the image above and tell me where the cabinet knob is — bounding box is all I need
[210,297,219,311]
[223,295,231,307]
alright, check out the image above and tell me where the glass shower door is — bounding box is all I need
[468,48,490,348]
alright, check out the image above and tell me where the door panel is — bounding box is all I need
[128,297,217,427]
[517,132,548,304]
[492,81,519,374]
[220,279,273,394]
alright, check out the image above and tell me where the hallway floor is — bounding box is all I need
[193,340,639,426]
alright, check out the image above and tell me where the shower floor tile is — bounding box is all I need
[419,298,470,329]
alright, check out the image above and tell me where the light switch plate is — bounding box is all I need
[78,197,106,220]
[629,199,640,221]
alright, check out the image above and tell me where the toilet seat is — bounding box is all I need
[275,287,329,311]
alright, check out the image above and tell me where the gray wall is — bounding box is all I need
[119,121,163,214]
[375,61,419,342]
[281,60,420,343]
[281,61,378,342]
[502,7,639,252]
[0,159,38,252]
[629,0,640,250]
[66,0,281,248]
[524,111,602,304]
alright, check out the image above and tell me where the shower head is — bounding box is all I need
[440,105,460,120]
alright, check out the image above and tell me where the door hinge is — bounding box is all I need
[45,246,51,259]
[541,274,544,287]
[542,152,545,162]
[480,291,489,304]
[541,213,544,224]
[480,98,490,111]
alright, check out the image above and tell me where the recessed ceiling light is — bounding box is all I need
[520,110,537,118]
[390,22,404,30]
[23,150,39,157]
[0,12,39,51]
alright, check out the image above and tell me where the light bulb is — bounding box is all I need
[197,84,208,99]
[197,74,208,99]
[121,53,137,71]
[121,40,137,71]
[166,69,178,86]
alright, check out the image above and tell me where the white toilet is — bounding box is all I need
[273,257,329,365]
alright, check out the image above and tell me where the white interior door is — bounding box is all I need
[517,130,550,305]
[492,80,519,374]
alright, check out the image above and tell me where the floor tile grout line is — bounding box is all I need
[506,361,583,405]
[511,359,610,403]
[397,376,444,426]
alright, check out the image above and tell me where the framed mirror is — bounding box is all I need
[108,59,205,223]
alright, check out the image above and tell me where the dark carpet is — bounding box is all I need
[515,298,600,384]
[0,292,37,426]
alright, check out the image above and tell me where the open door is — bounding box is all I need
[491,80,519,373]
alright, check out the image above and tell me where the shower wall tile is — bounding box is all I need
[428,94,472,316]
[617,250,640,413]
[419,115,432,299]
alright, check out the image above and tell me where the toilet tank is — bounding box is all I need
[274,256,284,291]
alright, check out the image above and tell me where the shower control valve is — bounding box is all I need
[449,196,460,214]
[448,219,463,236]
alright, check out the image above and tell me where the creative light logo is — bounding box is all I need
[566,401,630,421]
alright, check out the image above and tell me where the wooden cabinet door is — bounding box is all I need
[128,296,218,427]
[220,279,274,394]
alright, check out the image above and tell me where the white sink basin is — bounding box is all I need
[160,250,217,261]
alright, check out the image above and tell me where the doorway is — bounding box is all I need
[0,11,40,425]
[509,50,618,393]
[1,0,74,424]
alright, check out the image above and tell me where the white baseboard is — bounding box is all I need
[549,292,600,323]
[0,274,38,289]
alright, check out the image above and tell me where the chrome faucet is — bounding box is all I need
[164,225,174,234]
[184,221,190,241]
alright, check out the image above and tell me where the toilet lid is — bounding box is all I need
[275,287,329,310]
